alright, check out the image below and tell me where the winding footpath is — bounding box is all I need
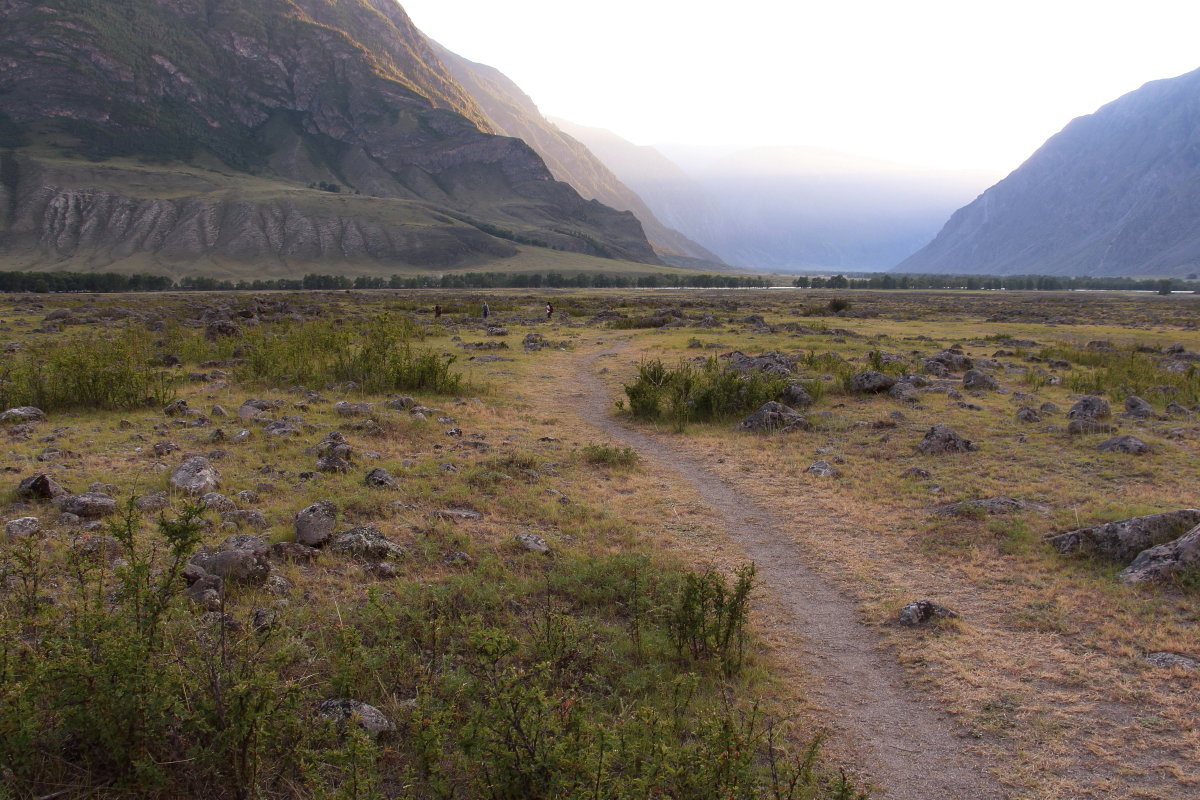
[564,342,1004,800]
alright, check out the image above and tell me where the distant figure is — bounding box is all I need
[434,304,442,319]
[482,301,489,320]
[545,302,553,320]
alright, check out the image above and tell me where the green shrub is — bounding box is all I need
[623,358,791,430]
[581,443,640,468]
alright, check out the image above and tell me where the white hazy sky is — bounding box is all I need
[399,0,1200,175]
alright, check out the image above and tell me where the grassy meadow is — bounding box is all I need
[0,285,1198,799]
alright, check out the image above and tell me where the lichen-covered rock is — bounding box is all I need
[516,533,551,554]
[1067,396,1111,420]
[316,699,394,736]
[169,456,220,495]
[189,549,270,586]
[53,492,118,519]
[916,424,977,455]
[898,600,959,626]
[1067,418,1117,436]
[1118,524,1200,585]
[17,473,69,500]
[961,370,998,391]
[933,497,1049,517]
[1045,509,1200,561]
[5,517,40,538]
[327,525,407,561]
[294,500,337,547]
[365,468,400,489]
[734,401,810,433]
[1097,435,1150,455]
[805,460,839,477]
[849,370,896,394]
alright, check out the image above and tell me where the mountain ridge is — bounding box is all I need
[897,67,1200,277]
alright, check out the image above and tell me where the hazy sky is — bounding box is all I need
[400,0,1200,175]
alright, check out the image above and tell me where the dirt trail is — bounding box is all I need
[567,342,1005,800]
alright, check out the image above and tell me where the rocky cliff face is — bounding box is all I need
[0,0,658,270]
[898,67,1200,277]
[429,40,722,266]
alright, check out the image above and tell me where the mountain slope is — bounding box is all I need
[428,41,721,266]
[897,67,1200,277]
[0,0,658,272]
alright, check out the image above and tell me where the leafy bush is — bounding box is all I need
[581,443,640,468]
[623,358,792,430]
[0,330,178,412]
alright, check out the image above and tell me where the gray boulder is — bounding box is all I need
[805,460,839,477]
[1097,435,1150,455]
[898,600,959,626]
[316,699,394,736]
[1067,418,1117,436]
[200,492,237,512]
[1143,652,1199,670]
[218,534,271,556]
[5,517,40,538]
[516,533,551,554]
[169,456,220,495]
[334,401,373,417]
[270,541,320,562]
[54,492,118,519]
[1,406,46,424]
[189,549,270,586]
[294,500,337,547]
[1015,406,1041,423]
[316,455,351,473]
[1118,524,1200,585]
[1123,396,1155,418]
[961,369,998,390]
[916,425,977,455]
[365,468,400,489]
[1046,509,1200,561]
[849,370,896,394]
[1067,396,1111,420]
[328,525,407,561]
[221,510,270,530]
[17,473,69,500]
[778,383,813,408]
[135,491,170,512]
[734,401,810,433]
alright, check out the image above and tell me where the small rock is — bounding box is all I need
[316,455,351,473]
[189,549,270,586]
[805,460,839,477]
[1143,652,1199,670]
[135,491,170,512]
[294,500,337,547]
[1123,396,1155,418]
[1067,418,1117,436]
[961,370,998,391]
[328,525,407,560]
[1015,406,1041,423]
[169,456,221,495]
[221,510,270,530]
[316,699,394,736]
[17,473,69,500]
[515,533,550,554]
[200,492,236,512]
[734,401,810,433]
[433,508,484,522]
[898,600,959,626]
[916,424,977,455]
[901,467,931,479]
[54,492,118,519]
[849,370,896,394]
[1097,435,1150,455]
[933,497,1050,517]
[270,541,320,563]
[1118,524,1200,584]
[5,516,40,538]
[1067,396,1112,421]
[365,467,400,489]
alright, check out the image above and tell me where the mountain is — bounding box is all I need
[428,42,722,267]
[0,0,659,274]
[557,122,993,272]
[897,68,1200,277]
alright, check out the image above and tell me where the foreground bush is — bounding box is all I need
[623,358,792,430]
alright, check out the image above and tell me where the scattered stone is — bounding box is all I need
[1,406,46,424]
[1097,435,1150,455]
[218,534,271,556]
[364,561,398,579]
[1015,406,1041,423]
[365,467,400,489]
[70,533,122,562]
[1165,401,1189,416]
[185,575,224,610]
[433,508,484,522]
[53,492,118,519]
[898,600,959,626]
[1045,509,1200,561]
[316,699,394,736]
[328,525,407,561]
[1067,396,1112,420]
[169,456,221,495]
[778,383,813,407]
[334,401,373,417]
[849,370,896,394]
[1143,652,1199,670]
[902,467,931,479]
[933,497,1049,516]
[385,396,417,410]
[16,473,68,500]
[221,510,270,530]
[294,500,337,547]
[443,551,473,567]
[962,370,998,390]
[916,424,977,455]
[163,399,189,417]
[135,491,170,512]
[263,420,300,436]
[734,401,811,433]
[516,533,551,554]
[189,549,270,586]
[5,517,40,538]
[805,460,839,477]
[270,541,320,562]
[1118,524,1200,585]
[1123,396,1155,418]
[200,492,236,512]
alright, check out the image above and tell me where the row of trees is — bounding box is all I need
[793,273,1199,293]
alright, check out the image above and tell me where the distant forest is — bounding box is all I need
[0,270,1196,294]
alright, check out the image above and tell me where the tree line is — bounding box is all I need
[793,273,1199,293]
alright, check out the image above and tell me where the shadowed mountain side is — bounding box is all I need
[428,41,722,266]
[0,0,659,271]
[898,67,1200,277]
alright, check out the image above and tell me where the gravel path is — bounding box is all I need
[571,343,1005,800]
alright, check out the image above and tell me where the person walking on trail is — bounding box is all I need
[482,302,489,320]
[434,304,442,319]
[545,302,553,320]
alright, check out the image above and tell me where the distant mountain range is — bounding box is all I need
[557,121,995,272]
[899,67,1200,277]
[0,0,659,274]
